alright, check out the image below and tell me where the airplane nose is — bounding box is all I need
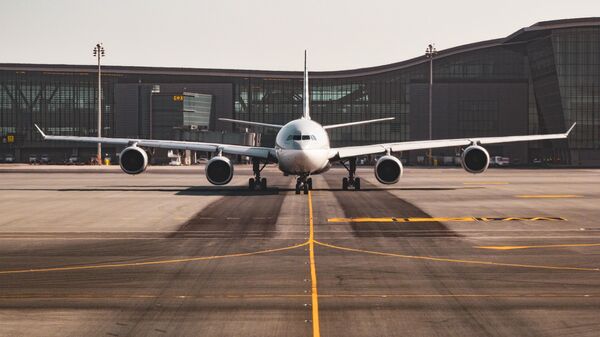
[292,140,309,150]
[297,141,310,150]
[279,148,328,174]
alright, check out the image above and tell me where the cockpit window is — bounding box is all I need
[288,134,316,141]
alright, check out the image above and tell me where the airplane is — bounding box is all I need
[34,51,576,194]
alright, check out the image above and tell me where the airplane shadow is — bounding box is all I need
[0,185,479,195]
[0,186,282,196]
[309,187,481,192]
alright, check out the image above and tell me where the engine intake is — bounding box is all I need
[205,156,234,185]
[461,145,490,174]
[374,155,403,184]
[119,146,148,175]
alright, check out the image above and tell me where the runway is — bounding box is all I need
[1,165,599,337]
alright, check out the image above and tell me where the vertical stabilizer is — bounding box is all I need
[303,50,310,120]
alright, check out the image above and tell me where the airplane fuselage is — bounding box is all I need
[274,118,331,175]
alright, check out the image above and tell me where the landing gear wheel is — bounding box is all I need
[303,183,309,194]
[295,180,301,194]
[307,178,313,190]
[261,178,267,190]
[251,158,268,191]
[341,157,360,191]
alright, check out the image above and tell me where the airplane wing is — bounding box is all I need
[34,125,276,160]
[330,123,576,159]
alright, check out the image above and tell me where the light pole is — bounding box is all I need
[93,43,105,165]
[425,43,437,166]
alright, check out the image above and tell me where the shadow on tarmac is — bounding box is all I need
[0,185,480,195]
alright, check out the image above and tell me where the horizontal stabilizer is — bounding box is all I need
[219,118,283,129]
[323,117,394,130]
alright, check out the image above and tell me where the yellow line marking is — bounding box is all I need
[0,293,596,300]
[463,182,509,185]
[328,217,566,223]
[516,194,581,198]
[317,293,598,298]
[0,242,309,275]
[308,191,321,337]
[477,243,600,250]
[329,217,399,223]
[314,241,600,272]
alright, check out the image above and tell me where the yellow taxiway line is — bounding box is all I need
[515,195,582,198]
[463,182,509,185]
[307,191,321,337]
[315,241,600,272]
[328,216,567,223]
[0,241,308,275]
[476,243,600,250]
[1,293,597,300]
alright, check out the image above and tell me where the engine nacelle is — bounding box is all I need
[119,146,148,175]
[374,155,403,184]
[461,145,490,174]
[205,156,234,185]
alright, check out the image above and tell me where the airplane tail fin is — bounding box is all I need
[303,50,310,120]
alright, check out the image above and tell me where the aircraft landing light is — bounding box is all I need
[327,217,567,223]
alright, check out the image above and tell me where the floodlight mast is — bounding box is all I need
[425,44,437,166]
[93,43,105,164]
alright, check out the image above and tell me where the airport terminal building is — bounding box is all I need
[0,18,599,165]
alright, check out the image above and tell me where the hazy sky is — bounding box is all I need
[0,0,598,71]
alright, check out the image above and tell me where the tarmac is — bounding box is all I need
[1,164,599,337]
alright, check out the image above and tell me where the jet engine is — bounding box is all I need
[119,146,148,175]
[205,156,234,185]
[374,155,403,184]
[461,145,490,174]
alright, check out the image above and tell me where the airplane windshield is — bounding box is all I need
[287,134,315,141]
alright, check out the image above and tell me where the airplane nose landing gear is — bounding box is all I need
[295,175,312,194]
[249,158,268,190]
[341,157,361,190]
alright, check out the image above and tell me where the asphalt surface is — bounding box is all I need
[1,165,599,337]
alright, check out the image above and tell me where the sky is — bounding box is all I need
[0,0,598,71]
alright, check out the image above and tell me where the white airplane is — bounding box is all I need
[35,52,576,194]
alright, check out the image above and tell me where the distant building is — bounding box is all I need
[1,18,599,165]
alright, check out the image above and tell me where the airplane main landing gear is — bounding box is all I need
[249,158,268,190]
[295,175,312,194]
[341,157,361,190]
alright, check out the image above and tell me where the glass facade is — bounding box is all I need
[183,93,213,129]
[0,72,115,142]
[553,27,600,150]
[1,19,599,165]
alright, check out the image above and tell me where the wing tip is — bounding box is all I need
[33,124,46,139]
[566,122,577,136]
